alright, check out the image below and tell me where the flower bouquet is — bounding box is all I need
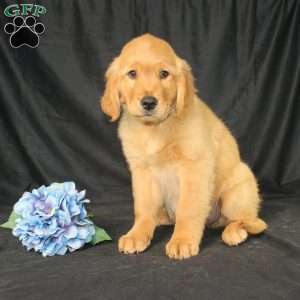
[0,182,111,256]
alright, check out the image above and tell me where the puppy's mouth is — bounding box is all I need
[136,109,173,125]
[137,113,158,122]
[133,109,157,118]
[143,111,156,117]
[127,104,175,124]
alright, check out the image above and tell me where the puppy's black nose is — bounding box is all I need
[141,96,158,111]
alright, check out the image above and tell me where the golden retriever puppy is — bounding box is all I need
[100,34,267,260]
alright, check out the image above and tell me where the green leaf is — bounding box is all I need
[91,226,112,245]
[0,211,21,229]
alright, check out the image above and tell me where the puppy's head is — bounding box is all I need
[101,34,195,123]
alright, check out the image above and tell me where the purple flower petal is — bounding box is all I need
[67,238,85,251]
[64,225,78,239]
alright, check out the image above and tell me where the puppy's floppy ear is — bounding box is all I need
[175,58,196,116]
[100,57,121,121]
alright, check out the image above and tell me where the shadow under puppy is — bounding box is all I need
[100,34,267,260]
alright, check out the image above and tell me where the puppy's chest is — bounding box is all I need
[124,132,181,218]
[151,165,179,220]
[143,134,166,156]
[138,135,182,166]
[129,137,180,218]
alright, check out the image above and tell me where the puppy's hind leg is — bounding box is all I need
[219,163,267,246]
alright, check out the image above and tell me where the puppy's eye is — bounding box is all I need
[160,70,169,79]
[127,70,137,79]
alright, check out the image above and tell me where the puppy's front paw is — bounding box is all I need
[118,234,151,254]
[166,238,199,260]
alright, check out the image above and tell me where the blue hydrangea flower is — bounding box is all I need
[12,182,96,257]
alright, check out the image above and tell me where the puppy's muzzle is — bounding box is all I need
[141,96,158,113]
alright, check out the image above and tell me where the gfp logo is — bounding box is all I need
[3,4,47,48]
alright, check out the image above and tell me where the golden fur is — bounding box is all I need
[101,34,267,260]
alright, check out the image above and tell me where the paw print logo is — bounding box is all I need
[4,16,45,48]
